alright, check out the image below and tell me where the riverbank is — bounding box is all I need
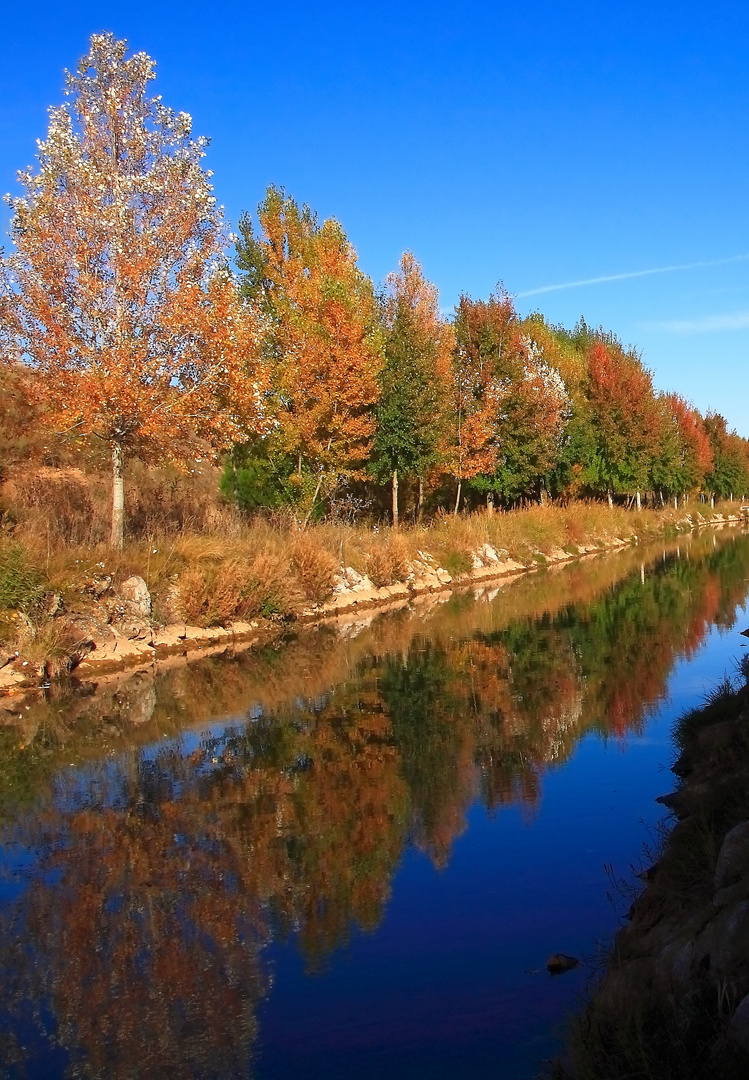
[1,501,746,697]
[561,643,749,1079]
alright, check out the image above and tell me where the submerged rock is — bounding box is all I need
[546,953,580,975]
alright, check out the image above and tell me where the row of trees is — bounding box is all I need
[2,34,747,545]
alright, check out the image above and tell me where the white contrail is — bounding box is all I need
[516,253,749,298]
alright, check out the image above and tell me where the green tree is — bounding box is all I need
[371,253,452,525]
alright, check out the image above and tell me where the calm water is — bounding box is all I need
[2,530,749,1080]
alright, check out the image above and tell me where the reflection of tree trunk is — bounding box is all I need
[417,477,424,523]
[454,479,462,515]
[111,439,125,550]
[392,469,399,529]
[607,489,613,509]
[486,491,494,515]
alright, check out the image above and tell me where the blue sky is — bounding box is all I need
[2,1,748,435]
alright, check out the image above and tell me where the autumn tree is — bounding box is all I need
[585,339,661,507]
[236,186,383,521]
[703,412,749,502]
[651,394,713,505]
[476,336,570,506]
[0,34,266,548]
[444,289,515,513]
[370,252,453,526]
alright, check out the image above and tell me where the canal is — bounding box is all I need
[1,528,748,1079]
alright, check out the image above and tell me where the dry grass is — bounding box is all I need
[0,459,743,650]
[171,553,302,626]
[290,535,338,603]
[366,533,411,587]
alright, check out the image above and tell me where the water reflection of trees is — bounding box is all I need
[1,531,748,1078]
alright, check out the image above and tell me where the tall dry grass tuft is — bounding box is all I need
[290,535,338,603]
[171,553,301,626]
[366,533,411,587]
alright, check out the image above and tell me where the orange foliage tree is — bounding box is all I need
[653,393,713,504]
[443,290,515,512]
[0,34,267,547]
[236,186,383,520]
[586,340,662,507]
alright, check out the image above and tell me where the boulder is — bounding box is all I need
[119,575,152,619]
[714,821,749,891]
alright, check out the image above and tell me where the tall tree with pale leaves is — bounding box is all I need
[0,34,267,548]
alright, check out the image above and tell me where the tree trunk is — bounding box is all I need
[303,472,325,529]
[486,490,494,515]
[111,440,125,550]
[454,479,462,515]
[417,476,424,524]
[636,490,641,510]
[674,495,678,510]
[607,489,613,509]
[392,468,399,529]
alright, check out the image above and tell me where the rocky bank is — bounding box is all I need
[0,511,744,699]
[563,644,749,1079]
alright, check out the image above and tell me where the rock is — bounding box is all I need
[45,594,63,617]
[111,617,153,643]
[546,953,580,975]
[714,821,749,891]
[731,991,749,1050]
[698,900,749,977]
[83,575,113,598]
[119,575,152,619]
[151,626,188,648]
[480,543,501,563]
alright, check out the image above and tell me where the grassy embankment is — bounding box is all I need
[0,455,744,684]
[561,654,749,1080]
